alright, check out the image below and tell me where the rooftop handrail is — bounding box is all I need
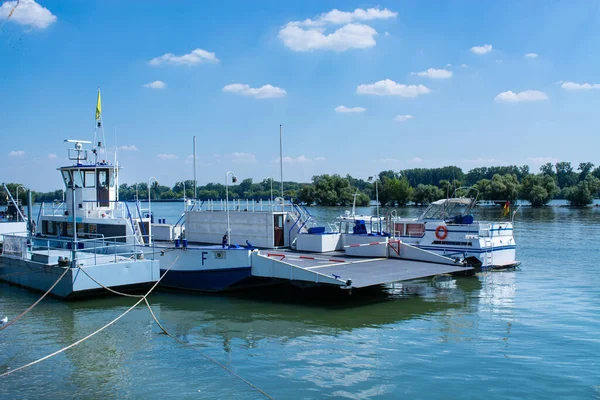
[293,203,312,234]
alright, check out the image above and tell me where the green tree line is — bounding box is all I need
[3,161,600,208]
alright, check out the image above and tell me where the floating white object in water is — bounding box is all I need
[0,316,7,325]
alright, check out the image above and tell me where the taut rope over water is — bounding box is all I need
[0,266,70,333]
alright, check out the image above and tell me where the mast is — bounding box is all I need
[94,87,107,162]
[279,124,283,210]
[193,136,197,200]
[114,125,119,201]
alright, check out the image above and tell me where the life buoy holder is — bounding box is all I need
[435,225,448,240]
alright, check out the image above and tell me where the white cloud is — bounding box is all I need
[527,156,558,165]
[470,44,492,55]
[222,83,287,99]
[143,80,167,89]
[561,81,600,91]
[0,0,57,29]
[414,68,452,79]
[278,7,397,52]
[335,105,366,113]
[149,48,219,66]
[384,31,390,36]
[525,53,538,58]
[156,153,179,160]
[357,79,431,97]
[446,63,452,67]
[118,145,138,151]
[394,114,414,122]
[279,23,378,52]
[291,8,398,27]
[9,150,25,157]
[461,64,468,68]
[47,153,57,159]
[494,90,548,103]
[275,155,324,165]
[229,152,256,164]
[283,155,311,164]
[408,157,424,163]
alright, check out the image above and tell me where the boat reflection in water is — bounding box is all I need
[146,276,484,348]
[1,275,498,398]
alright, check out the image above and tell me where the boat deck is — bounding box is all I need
[252,250,473,289]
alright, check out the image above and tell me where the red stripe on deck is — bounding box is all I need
[299,256,315,260]
[329,259,345,263]
[267,253,286,260]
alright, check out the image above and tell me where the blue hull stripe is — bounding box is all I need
[417,245,516,253]
[424,228,513,233]
[159,267,252,292]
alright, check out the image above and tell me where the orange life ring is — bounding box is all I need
[435,225,448,240]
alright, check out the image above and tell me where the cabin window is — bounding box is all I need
[98,170,108,188]
[109,170,115,187]
[72,171,83,188]
[47,221,55,234]
[62,170,73,187]
[89,224,97,234]
[394,223,405,236]
[84,171,95,188]
[406,223,425,236]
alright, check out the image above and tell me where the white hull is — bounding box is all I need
[390,220,518,268]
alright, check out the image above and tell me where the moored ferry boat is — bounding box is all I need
[152,196,473,292]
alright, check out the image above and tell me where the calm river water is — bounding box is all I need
[1,203,599,399]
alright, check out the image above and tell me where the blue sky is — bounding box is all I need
[1,0,600,191]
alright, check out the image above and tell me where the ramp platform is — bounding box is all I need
[251,251,473,289]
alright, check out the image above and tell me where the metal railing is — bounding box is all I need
[478,223,492,238]
[1,233,155,267]
[198,198,296,213]
[41,200,130,219]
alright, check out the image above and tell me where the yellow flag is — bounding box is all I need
[503,201,510,217]
[95,89,102,120]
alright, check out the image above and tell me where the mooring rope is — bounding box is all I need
[1,251,274,399]
[0,252,180,377]
[0,266,70,333]
[76,265,144,298]
[143,297,274,399]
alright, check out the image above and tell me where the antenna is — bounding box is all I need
[452,168,457,199]
[65,139,90,164]
[114,125,119,201]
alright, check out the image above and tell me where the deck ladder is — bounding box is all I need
[484,238,493,266]
[133,220,145,245]
[125,202,145,246]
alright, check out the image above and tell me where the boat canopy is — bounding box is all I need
[420,198,474,221]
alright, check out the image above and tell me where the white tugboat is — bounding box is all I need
[0,90,159,298]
